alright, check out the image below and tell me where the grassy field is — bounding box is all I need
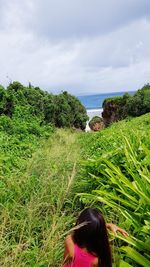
[0,129,81,267]
[0,113,150,266]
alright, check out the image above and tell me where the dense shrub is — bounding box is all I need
[0,115,13,133]
[127,84,150,116]
[0,82,88,130]
[102,84,150,125]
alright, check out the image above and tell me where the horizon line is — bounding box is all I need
[76,89,136,97]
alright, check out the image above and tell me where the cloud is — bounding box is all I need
[0,0,150,95]
[29,0,150,39]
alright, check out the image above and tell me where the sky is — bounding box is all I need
[0,0,150,95]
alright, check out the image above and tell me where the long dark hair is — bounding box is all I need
[73,208,112,267]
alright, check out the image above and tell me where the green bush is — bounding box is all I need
[127,84,150,116]
[102,84,150,125]
[0,82,88,130]
[0,115,13,133]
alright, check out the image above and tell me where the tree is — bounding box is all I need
[0,85,7,115]
[127,85,150,116]
[0,82,88,130]
[102,84,150,125]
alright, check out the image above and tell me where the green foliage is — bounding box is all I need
[0,111,53,176]
[127,84,150,116]
[0,80,87,265]
[50,91,88,129]
[0,129,80,266]
[1,80,150,267]
[78,113,150,266]
[0,82,88,130]
[0,115,13,132]
[102,84,150,125]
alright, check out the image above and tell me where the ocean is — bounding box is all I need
[78,91,135,109]
[78,91,135,131]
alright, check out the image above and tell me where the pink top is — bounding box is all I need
[62,243,96,267]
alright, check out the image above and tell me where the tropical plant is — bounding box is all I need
[78,113,150,266]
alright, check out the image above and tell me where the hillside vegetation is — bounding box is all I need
[0,81,150,266]
[0,128,81,266]
[1,112,150,266]
[102,84,150,125]
[0,82,88,130]
[79,113,150,267]
[0,81,85,266]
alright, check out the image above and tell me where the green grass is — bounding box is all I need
[0,113,150,266]
[78,113,150,267]
[79,113,150,159]
[0,129,81,267]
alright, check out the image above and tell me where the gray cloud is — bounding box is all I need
[0,0,150,95]
[29,0,150,39]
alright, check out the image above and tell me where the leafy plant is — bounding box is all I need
[0,82,88,130]
[78,113,150,266]
[102,84,150,125]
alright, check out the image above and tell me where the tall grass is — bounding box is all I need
[1,112,150,266]
[0,129,80,266]
[78,113,150,267]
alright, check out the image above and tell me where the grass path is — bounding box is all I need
[0,129,81,267]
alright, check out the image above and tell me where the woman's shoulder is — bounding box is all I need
[64,234,75,258]
[64,235,99,267]
[65,234,74,246]
[91,257,99,267]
